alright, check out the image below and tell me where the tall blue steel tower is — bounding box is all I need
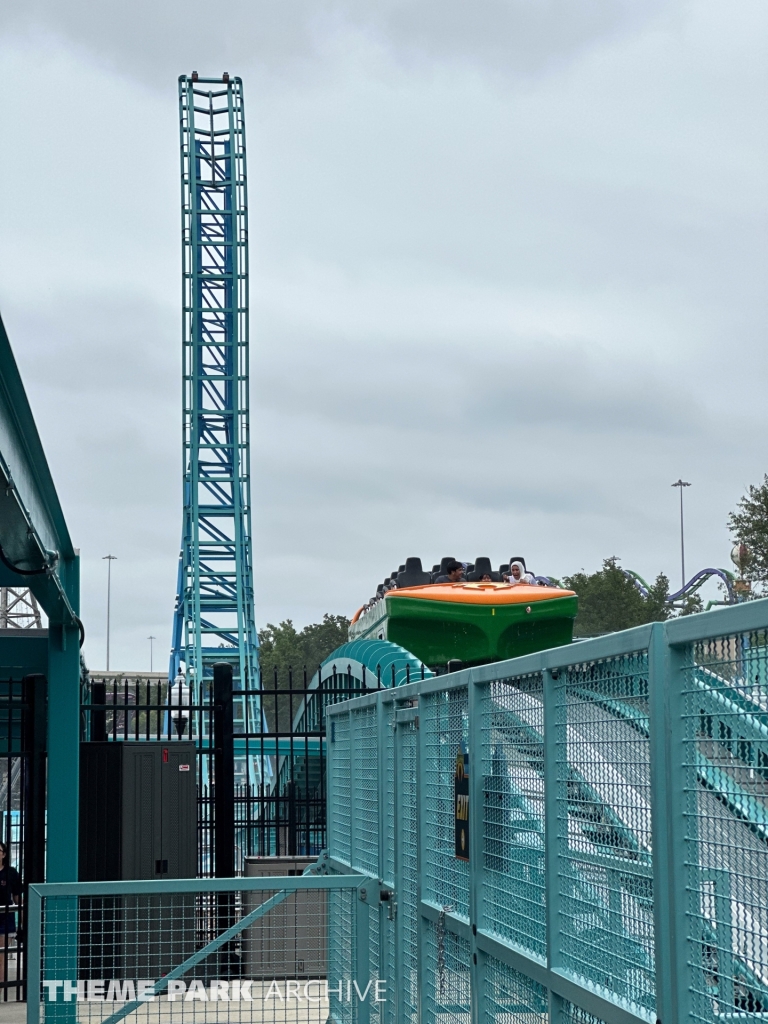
[171,73,258,707]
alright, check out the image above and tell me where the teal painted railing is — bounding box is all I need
[327,599,768,1024]
[27,867,376,1024]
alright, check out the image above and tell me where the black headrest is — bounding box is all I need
[467,556,501,582]
[396,556,431,588]
[398,564,406,573]
[438,556,456,574]
[509,556,527,571]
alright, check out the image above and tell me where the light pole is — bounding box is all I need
[103,554,117,670]
[671,480,691,588]
[148,635,156,672]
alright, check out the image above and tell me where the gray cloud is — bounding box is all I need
[0,1,766,667]
[3,1,667,84]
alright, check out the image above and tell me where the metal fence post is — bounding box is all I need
[375,692,392,1017]
[26,885,41,1024]
[89,680,106,743]
[648,623,675,1024]
[23,675,47,888]
[356,880,372,1024]
[649,623,695,1024]
[543,666,566,1023]
[213,662,235,877]
[468,672,485,1024]
[415,696,427,1024]
[213,662,235,974]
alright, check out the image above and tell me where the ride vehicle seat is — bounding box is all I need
[468,557,502,582]
[432,556,457,582]
[396,557,432,587]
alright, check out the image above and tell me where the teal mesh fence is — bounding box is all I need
[27,601,768,1024]
[27,873,374,1024]
[326,599,768,1024]
[481,673,546,959]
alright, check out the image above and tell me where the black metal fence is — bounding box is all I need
[0,674,47,1002]
[82,666,383,876]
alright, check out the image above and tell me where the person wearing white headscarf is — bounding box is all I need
[506,558,534,585]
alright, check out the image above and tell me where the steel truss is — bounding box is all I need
[171,75,258,717]
[0,588,42,628]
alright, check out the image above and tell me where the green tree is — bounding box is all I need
[257,614,350,729]
[728,475,768,586]
[563,557,670,637]
[258,614,351,681]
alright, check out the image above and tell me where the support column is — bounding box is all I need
[46,620,80,883]
[213,661,235,877]
[543,667,567,1000]
[649,623,695,1024]
[213,662,236,975]
[22,674,47,887]
[43,558,80,1023]
[468,673,485,1024]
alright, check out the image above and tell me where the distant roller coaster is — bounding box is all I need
[622,566,737,608]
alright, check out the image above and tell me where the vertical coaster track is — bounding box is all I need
[171,75,259,734]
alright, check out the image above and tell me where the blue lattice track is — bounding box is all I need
[171,75,258,706]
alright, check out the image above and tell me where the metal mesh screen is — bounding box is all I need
[684,630,768,1021]
[422,689,470,919]
[367,902,382,1024]
[561,1000,610,1024]
[397,717,420,1024]
[482,953,547,1024]
[330,713,352,865]
[382,703,396,888]
[380,704,397,1024]
[423,919,471,1024]
[328,887,355,1024]
[323,606,768,1024]
[351,707,379,876]
[481,675,546,958]
[558,654,655,1015]
[35,882,364,1024]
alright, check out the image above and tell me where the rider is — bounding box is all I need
[506,557,535,584]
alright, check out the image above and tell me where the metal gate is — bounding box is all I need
[83,668,384,876]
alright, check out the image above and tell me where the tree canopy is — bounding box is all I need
[256,613,351,731]
[257,613,350,683]
[563,557,670,637]
[728,474,768,587]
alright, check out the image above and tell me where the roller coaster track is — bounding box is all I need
[622,566,737,606]
[495,676,768,1005]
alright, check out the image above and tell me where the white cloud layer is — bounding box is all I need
[0,0,766,669]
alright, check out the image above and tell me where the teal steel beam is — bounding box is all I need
[46,613,80,882]
[0,313,80,890]
[0,313,78,627]
[660,630,696,1024]
[648,623,676,1024]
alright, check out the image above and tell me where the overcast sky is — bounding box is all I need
[0,1,766,671]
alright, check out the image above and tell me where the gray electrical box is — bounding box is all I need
[79,741,197,881]
[79,742,198,980]
[243,857,327,979]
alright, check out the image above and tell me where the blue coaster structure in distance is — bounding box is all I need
[170,73,259,772]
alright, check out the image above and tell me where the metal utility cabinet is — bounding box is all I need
[79,742,197,881]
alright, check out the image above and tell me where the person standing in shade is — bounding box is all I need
[0,842,21,984]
